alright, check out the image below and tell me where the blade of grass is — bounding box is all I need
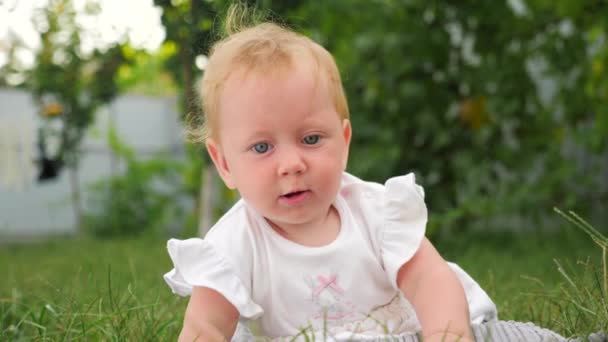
[553,208,607,248]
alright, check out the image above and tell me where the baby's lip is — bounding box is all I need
[280,189,309,198]
[278,189,311,206]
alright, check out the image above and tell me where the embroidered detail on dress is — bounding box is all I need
[271,294,421,341]
[304,273,356,322]
[313,275,343,297]
[326,294,420,337]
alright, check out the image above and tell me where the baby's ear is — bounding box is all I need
[206,139,236,189]
[341,119,352,169]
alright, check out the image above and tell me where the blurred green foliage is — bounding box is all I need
[152,0,607,234]
[84,128,191,238]
[3,0,605,236]
[114,44,179,97]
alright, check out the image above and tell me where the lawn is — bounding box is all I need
[1,218,606,340]
[0,236,184,340]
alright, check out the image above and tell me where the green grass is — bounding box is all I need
[1,215,606,340]
[437,210,607,338]
[0,237,186,340]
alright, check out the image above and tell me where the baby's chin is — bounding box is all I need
[266,205,337,225]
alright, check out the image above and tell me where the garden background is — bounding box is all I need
[1,0,607,340]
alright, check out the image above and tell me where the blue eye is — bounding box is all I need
[251,142,270,154]
[302,135,320,145]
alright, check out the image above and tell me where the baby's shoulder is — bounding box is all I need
[339,172,388,215]
[340,172,384,200]
[340,172,425,203]
[204,200,260,259]
[339,172,426,227]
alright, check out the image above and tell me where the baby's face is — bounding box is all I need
[206,59,351,231]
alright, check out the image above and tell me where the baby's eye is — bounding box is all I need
[251,142,271,154]
[302,135,321,145]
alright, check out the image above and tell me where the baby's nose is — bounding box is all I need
[277,149,307,176]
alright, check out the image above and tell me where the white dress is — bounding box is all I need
[164,173,497,340]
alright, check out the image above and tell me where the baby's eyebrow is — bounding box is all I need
[242,129,271,140]
[299,114,336,126]
[237,132,272,147]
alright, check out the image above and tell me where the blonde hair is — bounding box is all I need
[187,5,349,143]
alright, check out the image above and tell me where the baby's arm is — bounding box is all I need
[397,238,473,342]
[179,287,239,342]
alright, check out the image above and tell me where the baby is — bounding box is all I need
[164,14,497,342]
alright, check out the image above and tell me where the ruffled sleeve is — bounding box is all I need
[381,173,428,290]
[163,238,264,319]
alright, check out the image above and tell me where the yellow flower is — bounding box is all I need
[43,102,63,117]
[459,96,488,130]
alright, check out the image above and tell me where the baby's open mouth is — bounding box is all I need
[283,190,307,198]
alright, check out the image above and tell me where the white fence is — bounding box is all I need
[0,88,184,240]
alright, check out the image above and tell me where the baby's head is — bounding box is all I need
[195,21,349,143]
[194,15,352,232]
